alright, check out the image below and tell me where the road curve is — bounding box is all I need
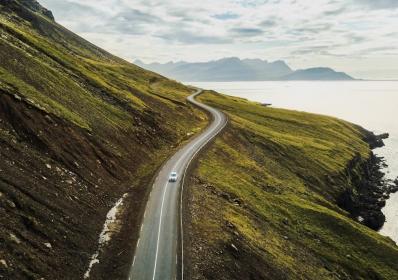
[129,89,228,280]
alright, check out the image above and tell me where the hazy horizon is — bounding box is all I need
[139,58,398,81]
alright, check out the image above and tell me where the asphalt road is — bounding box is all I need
[129,89,227,280]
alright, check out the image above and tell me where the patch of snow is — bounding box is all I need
[83,193,128,279]
[84,254,99,279]
[357,216,364,222]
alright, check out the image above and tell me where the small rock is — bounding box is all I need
[44,115,53,123]
[44,242,52,249]
[0,259,8,268]
[283,235,289,240]
[379,133,389,139]
[46,164,52,169]
[7,200,16,208]
[13,94,22,101]
[231,243,239,252]
[9,233,21,244]
[226,221,235,229]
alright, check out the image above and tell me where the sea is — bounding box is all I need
[192,81,398,243]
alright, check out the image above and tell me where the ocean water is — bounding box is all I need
[192,81,398,243]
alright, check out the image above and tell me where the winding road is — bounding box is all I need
[129,89,228,280]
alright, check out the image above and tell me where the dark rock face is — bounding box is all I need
[16,0,54,20]
[337,133,397,231]
[363,132,389,149]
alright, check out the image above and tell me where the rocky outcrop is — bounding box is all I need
[337,133,398,230]
[363,131,389,149]
[19,0,54,20]
[1,0,55,21]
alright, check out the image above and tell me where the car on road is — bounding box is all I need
[169,172,178,182]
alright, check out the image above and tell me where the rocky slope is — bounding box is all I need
[0,1,206,279]
[185,92,398,280]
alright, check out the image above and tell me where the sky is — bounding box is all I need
[38,0,398,80]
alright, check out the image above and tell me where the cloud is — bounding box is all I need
[290,23,333,35]
[38,0,99,18]
[212,12,240,20]
[353,0,398,9]
[259,19,277,27]
[102,9,163,35]
[38,0,398,79]
[229,27,264,37]
[292,46,330,55]
[155,30,232,44]
[323,6,346,16]
[347,34,366,43]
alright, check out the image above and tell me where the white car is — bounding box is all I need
[169,172,178,182]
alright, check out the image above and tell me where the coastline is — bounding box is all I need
[338,131,398,231]
[192,81,398,243]
[186,91,398,279]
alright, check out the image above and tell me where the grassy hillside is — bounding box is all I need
[1,1,397,280]
[186,91,398,280]
[0,1,206,279]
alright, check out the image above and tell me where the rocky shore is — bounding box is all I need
[338,131,398,230]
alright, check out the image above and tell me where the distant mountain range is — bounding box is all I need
[135,57,354,81]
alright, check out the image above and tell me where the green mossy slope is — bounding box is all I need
[186,91,398,280]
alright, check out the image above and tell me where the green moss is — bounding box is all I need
[0,67,90,129]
